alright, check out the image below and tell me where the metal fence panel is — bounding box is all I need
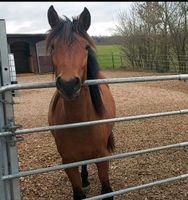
[0,73,188,199]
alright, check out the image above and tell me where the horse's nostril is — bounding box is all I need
[75,77,79,84]
[56,76,64,89]
[73,77,81,90]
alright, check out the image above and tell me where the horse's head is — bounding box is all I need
[46,6,95,101]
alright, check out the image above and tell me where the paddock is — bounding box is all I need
[3,70,185,199]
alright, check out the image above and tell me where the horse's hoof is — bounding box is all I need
[82,185,90,193]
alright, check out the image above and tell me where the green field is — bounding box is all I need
[95,45,124,69]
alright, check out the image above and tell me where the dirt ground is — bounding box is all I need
[14,70,188,200]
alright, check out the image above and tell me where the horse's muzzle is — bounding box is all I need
[56,76,81,100]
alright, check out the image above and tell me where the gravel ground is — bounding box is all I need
[14,70,188,200]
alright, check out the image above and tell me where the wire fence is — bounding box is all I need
[97,54,188,73]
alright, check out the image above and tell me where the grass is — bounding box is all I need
[96,45,122,55]
[95,45,124,69]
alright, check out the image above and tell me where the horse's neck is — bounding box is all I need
[63,86,94,122]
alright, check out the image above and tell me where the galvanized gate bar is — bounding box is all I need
[1,141,188,180]
[0,19,21,200]
[1,74,188,93]
[1,109,188,137]
[85,173,188,200]
[0,81,55,93]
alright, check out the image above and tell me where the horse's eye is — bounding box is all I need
[85,45,90,50]
[51,44,54,50]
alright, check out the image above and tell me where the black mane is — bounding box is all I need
[46,16,104,115]
[87,47,104,115]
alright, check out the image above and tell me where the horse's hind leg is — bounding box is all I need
[96,161,113,200]
[81,165,90,190]
[65,167,86,200]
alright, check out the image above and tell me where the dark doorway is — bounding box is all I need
[10,42,31,73]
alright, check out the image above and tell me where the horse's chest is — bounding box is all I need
[53,126,106,162]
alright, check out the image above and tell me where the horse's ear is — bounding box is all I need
[48,5,60,28]
[78,7,91,32]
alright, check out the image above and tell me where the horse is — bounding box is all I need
[46,5,116,200]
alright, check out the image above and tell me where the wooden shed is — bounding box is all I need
[7,33,52,74]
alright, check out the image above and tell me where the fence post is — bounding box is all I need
[0,19,21,200]
[0,86,9,200]
[111,53,115,69]
[120,55,123,67]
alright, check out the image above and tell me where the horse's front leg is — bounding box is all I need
[96,161,113,200]
[65,167,86,200]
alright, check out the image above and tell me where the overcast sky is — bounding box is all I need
[0,2,132,36]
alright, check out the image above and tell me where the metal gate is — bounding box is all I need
[0,19,188,200]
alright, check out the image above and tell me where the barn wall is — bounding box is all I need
[7,34,46,74]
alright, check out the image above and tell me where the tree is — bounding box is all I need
[164,2,188,73]
[115,2,188,73]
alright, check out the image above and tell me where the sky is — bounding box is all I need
[0,2,132,36]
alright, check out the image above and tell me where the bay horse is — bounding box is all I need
[47,5,116,200]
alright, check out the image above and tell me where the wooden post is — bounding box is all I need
[112,53,115,69]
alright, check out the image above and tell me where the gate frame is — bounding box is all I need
[0,19,21,200]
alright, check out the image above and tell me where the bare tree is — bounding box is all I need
[164,2,188,73]
[116,7,138,69]
[115,2,188,73]
[135,2,163,71]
